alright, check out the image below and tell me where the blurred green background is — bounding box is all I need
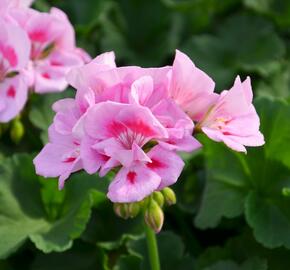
[1,0,290,269]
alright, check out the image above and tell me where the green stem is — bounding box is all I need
[145,224,161,270]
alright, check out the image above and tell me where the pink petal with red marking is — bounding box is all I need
[107,165,161,203]
[147,145,184,189]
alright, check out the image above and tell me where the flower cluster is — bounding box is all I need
[0,0,89,123]
[34,50,264,204]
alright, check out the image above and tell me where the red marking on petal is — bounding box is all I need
[63,157,76,163]
[73,141,80,146]
[125,120,155,137]
[50,60,62,66]
[42,72,51,79]
[7,86,16,98]
[107,121,127,137]
[4,46,17,67]
[147,158,166,170]
[29,31,48,42]
[101,154,110,162]
[222,131,231,135]
[127,171,137,184]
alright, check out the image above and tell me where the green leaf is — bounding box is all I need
[127,231,195,270]
[245,191,290,249]
[195,97,290,249]
[182,15,285,89]
[99,0,182,66]
[244,0,290,28]
[0,154,108,258]
[31,242,105,270]
[204,257,267,270]
[195,138,248,228]
[256,63,290,99]
[113,255,142,270]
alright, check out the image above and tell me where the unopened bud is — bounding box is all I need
[282,187,290,197]
[162,187,176,206]
[10,119,24,144]
[144,199,164,233]
[114,202,140,219]
[153,191,164,208]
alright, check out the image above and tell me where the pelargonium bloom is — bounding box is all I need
[197,76,265,152]
[34,50,265,204]
[82,101,185,202]
[8,6,90,93]
[0,19,30,122]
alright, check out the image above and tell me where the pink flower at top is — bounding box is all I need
[198,76,265,152]
[0,19,30,122]
[9,7,90,93]
[67,51,201,153]
[168,50,218,122]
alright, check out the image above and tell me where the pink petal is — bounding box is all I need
[129,76,153,105]
[107,165,161,203]
[80,135,107,174]
[0,75,28,122]
[84,101,168,141]
[169,50,217,121]
[147,145,185,189]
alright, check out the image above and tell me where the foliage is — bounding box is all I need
[1,0,290,269]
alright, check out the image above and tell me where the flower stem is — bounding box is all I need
[144,223,161,270]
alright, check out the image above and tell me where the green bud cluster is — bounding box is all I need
[113,187,177,233]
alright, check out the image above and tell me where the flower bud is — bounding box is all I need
[162,187,176,206]
[114,202,140,219]
[282,187,290,197]
[10,119,24,144]
[153,191,164,208]
[144,199,164,233]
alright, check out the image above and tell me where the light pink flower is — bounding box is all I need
[33,53,118,188]
[107,145,185,202]
[0,19,30,122]
[168,50,218,121]
[82,101,167,171]
[34,124,82,189]
[10,7,90,93]
[199,76,265,152]
[67,52,200,153]
[33,99,83,188]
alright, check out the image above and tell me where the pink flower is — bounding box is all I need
[82,101,168,172]
[198,76,265,152]
[0,19,30,122]
[10,7,90,93]
[33,99,83,188]
[67,52,200,152]
[34,50,265,204]
[168,50,218,122]
[108,145,184,202]
[33,53,118,188]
